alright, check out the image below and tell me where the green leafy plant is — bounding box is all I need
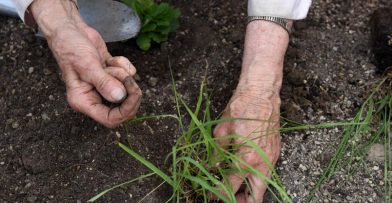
[123,0,181,51]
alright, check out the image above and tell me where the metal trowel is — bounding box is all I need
[0,0,141,42]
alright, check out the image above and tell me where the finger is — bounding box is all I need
[213,123,232,150]
[107,56,137,76]
[66,88,113,127]
[236,193,247,203]
[106,68,142,127]
[226,173,246,195]
[244,166,271,203]
[78,57,127,103]
[210,172,245,202]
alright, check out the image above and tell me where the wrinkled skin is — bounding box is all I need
[30,1,288,202]
[214,85,281,202]
[31,0,142,128]
[213,20,290,202]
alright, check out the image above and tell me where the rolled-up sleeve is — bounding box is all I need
[248,0,312,20]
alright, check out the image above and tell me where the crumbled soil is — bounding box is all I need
[0,0,391,202]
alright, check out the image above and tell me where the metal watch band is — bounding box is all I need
[247,16,292,34]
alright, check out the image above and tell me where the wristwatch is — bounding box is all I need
[247,16,293,34]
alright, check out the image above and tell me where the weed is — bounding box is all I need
[89,77,360,202]
[306,78,392,203]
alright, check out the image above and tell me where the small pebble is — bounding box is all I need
[28,67,34,74]
[148,77,158,87]
[12,121,19,129]
[368,144,385,163]
[115,131,121,138]
[27,195,37,202]
[299,164,307,171]
[41,113,50,121]
[43,68,52,75]
[134,74,141,81]
[24,182,32,189]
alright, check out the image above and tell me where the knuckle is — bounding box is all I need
[117,56,128,62]
[135,88,142,97]
[96,75,112,92]
[228,100,242,118]
[130,86,142,97]
[243,155,259,167]
[213,126,225,136]
[67,95,80,112]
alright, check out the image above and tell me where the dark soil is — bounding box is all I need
[1,0,391,202]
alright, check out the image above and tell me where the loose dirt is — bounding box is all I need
[1,0,391,202]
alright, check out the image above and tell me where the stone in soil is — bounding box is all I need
[148,77,158,87]
[367,143,386,163]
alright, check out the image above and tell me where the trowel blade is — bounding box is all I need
[78,0,141,42]
[0,0,140,42]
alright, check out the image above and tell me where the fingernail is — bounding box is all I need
[111,88,126,102]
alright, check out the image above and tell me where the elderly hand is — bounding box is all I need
[30,0,141,128]
[213,20,290,202]
[214,80,281,202]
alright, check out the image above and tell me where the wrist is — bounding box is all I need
[31,0,82,39]
[242,20,291,68]
[237,68,282,99]
[236,20,289,99]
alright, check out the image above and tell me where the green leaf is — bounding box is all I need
[150,3,170,17]
[141,23,157,32]
[156,20,170,26]
[149,32,167,43]
[157,25,171,35]
[136,34,151,51]
[122,0,181,51]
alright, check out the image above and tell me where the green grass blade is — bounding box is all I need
[181,174,231,202]
[87,172,155,202]
[118,142,175,187]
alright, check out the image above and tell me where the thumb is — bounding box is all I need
[79,59,127,103]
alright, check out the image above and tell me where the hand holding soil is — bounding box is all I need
[30,0,142,128]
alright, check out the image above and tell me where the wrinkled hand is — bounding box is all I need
[54,23,141,128]
[214,86,281,203]
[31,0,141,128]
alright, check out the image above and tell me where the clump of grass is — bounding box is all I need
[89,74,362,202]
[133,81,291,202]
[88,80,290,202]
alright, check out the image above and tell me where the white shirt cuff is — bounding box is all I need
[248,0,312,20]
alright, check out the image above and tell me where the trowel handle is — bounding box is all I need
[0,0,19,17]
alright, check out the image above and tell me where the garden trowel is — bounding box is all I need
[0,0,141,42]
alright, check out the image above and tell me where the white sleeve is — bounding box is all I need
[248,0,312,20]
[12,0,34,23]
